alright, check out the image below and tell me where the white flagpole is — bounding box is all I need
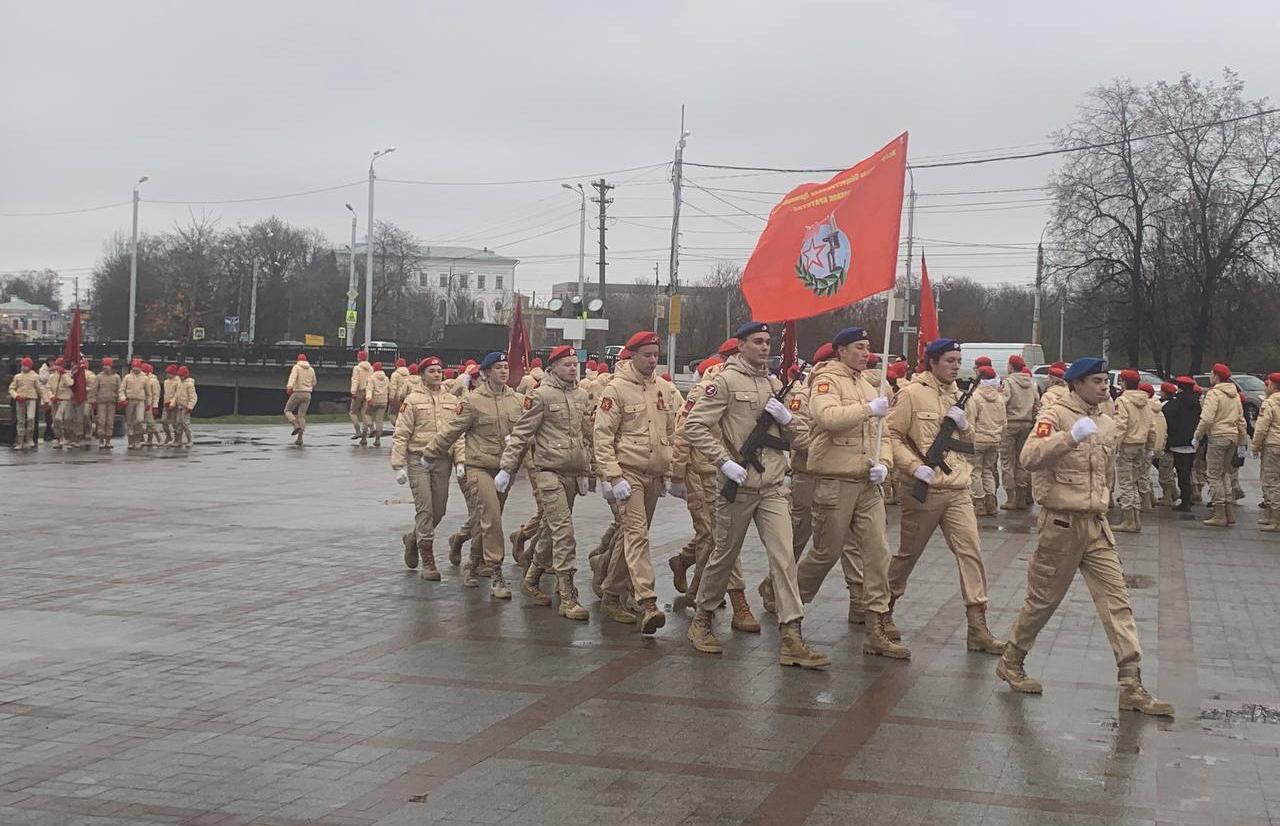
[873,292,895,461]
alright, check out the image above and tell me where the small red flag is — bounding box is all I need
[63,308,86,404]
[740,133,908,322]
[916,253,939,370]
[506,294,531,389]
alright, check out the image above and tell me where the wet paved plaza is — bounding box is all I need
[3,424,1279,825]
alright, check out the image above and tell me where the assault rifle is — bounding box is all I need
[721,363,807,504]
[909,381,977,504]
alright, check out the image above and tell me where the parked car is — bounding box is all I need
[273,339,305,347]
[1193,372,1265,434]
[958,343,1045,381]
[1107,369,1163,397]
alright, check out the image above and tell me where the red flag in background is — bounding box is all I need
[915,254,939,370]
[506,294,531,389]
[63,308,86,404]
[740,133,908,322]
[779,320,799,381]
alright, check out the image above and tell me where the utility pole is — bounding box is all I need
[127,175,148,363]
[666,108,688,377]
[899,178,916,359]
[1032,226,1046,344]
[345,204,358,346]
[249,258,260,343]
[365,147,395,348]
[590,178,613,302]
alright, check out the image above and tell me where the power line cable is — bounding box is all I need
[381,162,666,187]
[1,201,131,218]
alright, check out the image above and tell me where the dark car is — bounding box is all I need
[1194,373,1265,434]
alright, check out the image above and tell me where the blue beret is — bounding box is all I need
[924,338,961,358]
[734,321,769,339]
[479,351,507,371]
[1063,357,1107,382]
[832,327,869,347]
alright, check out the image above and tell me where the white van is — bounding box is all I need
[957,343,1045,380]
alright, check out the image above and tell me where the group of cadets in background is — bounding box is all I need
[8,355,196,451]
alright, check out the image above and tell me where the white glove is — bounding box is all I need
[946,405,967,429]
[1069,416,1098,444]
[460,372,473,389]
[764,397,792,425]
[720,459,748,485]
[668,479,687,499]
[494,469,512,493]
[1145,451,1155,462]
[868,396,890,418]
[1236,446,1247,460]
[601,480,615,502]
[395,468,408,485]
[577,477,590,496]
[1189,437,1199,450]
[454,463,466,480]
[869,463,888,485]
[612,478,633,501]
[912,465,935,485]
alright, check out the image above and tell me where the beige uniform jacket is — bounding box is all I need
[7,370,44,402]
[84,369,96,401]
[1040,382,1068,412]
[46,371,74,403]
[783,375,815,475]
[349,361,372,398]
[162,376,180,407]
[673,364,725,479]
[966,384,1007,447]
[594,360,678,480]
[427,380,522,470]
[1152,402,1168,453]
[406,374,424,395]
[1194,381,1246,443]
[1002,372,1040,423]
[683,355,805,490]
[1113,389,1156,449]
[389,366,410,400]
[170,378,198,411]
[515,367,545,396]
[93,371,121,404]
[887,371,974,490]
[1251,393,1280,452]
[365,370,390,405]
[391,385,463,469]
[500,371,594,476]
[119,371,148,402]
[1021,391,1118,514]
[287,362,316,393]
[806,360,889,481]
[145,374,161,408]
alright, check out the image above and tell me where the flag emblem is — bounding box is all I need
[795,213,850,297]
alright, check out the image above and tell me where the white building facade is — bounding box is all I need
[344,244,518,324]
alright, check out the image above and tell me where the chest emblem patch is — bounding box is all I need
[1035,421,1053,437]
[600,398,613,412]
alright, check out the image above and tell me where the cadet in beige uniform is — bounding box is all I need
[966,365,1006,516]
[392,356,460,580]
[93,358,122,449]
[1252,372,1280,532]
[515,360,545,395]
[885,338,1004,654]
[1001,355,1040,509]
[8,357,44,450]
[78,361,96,445]
[1195,363,1247,527]
[428,351,522,599]
[405,362,423,397]
[684,321,829,669]
[388,358,410,414]
[170,366,197,446]
[1111,370,1157,532]
[997,357,1173,716]
[46,358,76,449]
[509,361,546,567]
[349,350,372,442]
[119,360,149,449]
[364,362,390,447]
[1155,383,1179,506]
[795,326,907,659]
[141,364,161,447]
[1040,363,1068,411]
[593,333,677,634]
[497,345,592,620]
[284,354,316,446]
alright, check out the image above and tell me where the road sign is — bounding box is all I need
[900,325,918,334]
[192,327,205,341]
[337,327,347,340]
[669,295,683,334]
[345,309,358,325]
[346,289,358,300]
[238,332,249,343]
[224,315,239,334]
[304,334,325,346]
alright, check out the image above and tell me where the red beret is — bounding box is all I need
[867,353,881,367]
[625,331,660,351]
[466,364,480,376]
[661,372,671,382]
[1175,375,1195,386]
[177,366,189,378]
[1212,362,1231,379]
[1008,355,1026,369]
[297,353,308,362]
[420,356,442,370]
[1139,382,1154,396]
[443,368,456,379]
[586,359,598,370]
[356,350,368,361]
[618,349,631,361]
[1048,366,1066,378]
[408,363,419,375]
[974,356,992,367]
[977,365,997,379]
[464,359,476,367]
[101,357,114,368]
[547,345,575,364]
[596,362,610,374]
[717,338,740,357]
[1160,382,1178,395]
[371,361,383,372]
[1119,368,1140,384]
[20,356,33,368]
[812,343,836,362]
[53,357,65,367]
[141,363,154,374]
[1050,361,1066,370]
[1268,372,1280,384]
[887,361,909,379]
[697,356,722,375]
[165,364,178,375]
[395,358,406,368]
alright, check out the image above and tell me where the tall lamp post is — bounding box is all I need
[561,183,587,301]
[364,146,396,347]
[127,175,148,363]
[345,204,358,346]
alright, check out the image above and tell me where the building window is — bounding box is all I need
[477,274,486,290]
[419,273,430,289]
[458,274,469,289]
[438,274,448,289]
[495,275,504,290]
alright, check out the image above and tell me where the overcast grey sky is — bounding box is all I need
[3,0,1276,305]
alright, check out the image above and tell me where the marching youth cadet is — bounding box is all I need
[161,365,180,444]
[1137,383,1159,510]
[284,353,316,446]
[392,356,460,580]
[967,364,1006,516]
[78,359,96,445]
[428,351,522,599]
[1041,362,1068,411]
[881,359,911,505]
[997,357,1173,716]
[685,321,829,668]
[170,366,197,446]
[120,359,148,449]
[8,356,44,451]
[141,364,161,447]
[93,357,122,450]
[795,326,908,659]
[1251,372,1280,532]
[1195,362,1247,528]
[1002,355,1040,509]
[405,361,423,396]
[593,333,678,633]
[885,338,1005,655]
[1164,376,1201,512]
[365,362,390,447]
[389,357,410,413]
[515,357,545,395]
[47,357,75,449]
[587,350,628,601]
[1154,383,1179,506]
[1110,369,1156,533]
[497,345,593,620]
[349,349,372,442]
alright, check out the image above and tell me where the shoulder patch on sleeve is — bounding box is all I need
[683,397,695,412]
[656,393,666,410]
[456,402,465,415]
[600,397,613,412]
[815,382,831,394]
[1035,420,1053,437]
[523,395,533,410]
[705,384,718,397]
[788,397,802,411]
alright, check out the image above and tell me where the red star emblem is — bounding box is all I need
[801,234,829,272]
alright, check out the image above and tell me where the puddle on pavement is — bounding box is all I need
[1123,574,1155,589]
[1199,704,1280,725]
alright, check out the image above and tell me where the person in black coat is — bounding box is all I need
[1163,376,1202,511]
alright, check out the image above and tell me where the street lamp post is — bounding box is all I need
[127,175,148,363]
[345,204,358,346]
[561,183,587,301]
[364,147,395,348]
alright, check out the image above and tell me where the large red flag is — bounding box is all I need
[915,253,939,369]
[740,133,908,322]
[63,308,86,404]
[506,294,531,389]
